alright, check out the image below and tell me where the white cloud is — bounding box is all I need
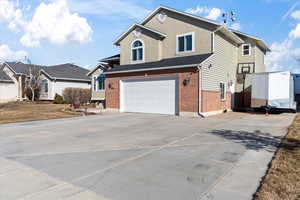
[289,23,300,38]
[266,39,293,71]
[281,1,300,22]
[206,8,222,20]
[266,8,300,72]
[291,10,300,20]
[0,0,26,30]
[186,6,211,15]
[67,0,150,20]
[230,23,242,30]
[266,39,300,72]
[0,44,27,61]
[186,6,222,20]
[289,10,300,39]
[20,0,93,47]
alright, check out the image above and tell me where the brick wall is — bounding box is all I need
[105,68,199,113]
[201,90,232,113]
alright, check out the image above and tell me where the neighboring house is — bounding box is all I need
[102,6,270,116]
[0,62,91,102]
[0,69,18,103]
[87,54,120,107]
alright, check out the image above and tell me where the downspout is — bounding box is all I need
[197,65,205,118]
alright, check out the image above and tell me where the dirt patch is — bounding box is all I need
[0,102,80,124]
[254,114,300,200]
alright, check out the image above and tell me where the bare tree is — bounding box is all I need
[26,66,42,101]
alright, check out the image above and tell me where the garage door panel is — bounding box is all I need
[121,78,179,115]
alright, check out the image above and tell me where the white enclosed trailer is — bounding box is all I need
[251,72,297,111]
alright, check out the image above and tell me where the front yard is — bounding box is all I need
[254,114,300,200]
[0,102,79,124]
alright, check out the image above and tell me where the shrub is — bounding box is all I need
[25,87,41,101]
[62,88,91,105]
[53,94,65,104]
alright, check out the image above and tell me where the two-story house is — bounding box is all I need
[91,6,270,116]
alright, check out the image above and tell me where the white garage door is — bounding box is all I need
[0,82,18,102]
[120,77,179,115]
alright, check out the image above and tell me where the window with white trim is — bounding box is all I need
[42,79,48,93]
[177,32,194,53]
[242,44,251,56]
[220,82,226,100]
[97,74,105,90]
[132,40,144,62]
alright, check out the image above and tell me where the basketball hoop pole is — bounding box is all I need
[242,73,246,108]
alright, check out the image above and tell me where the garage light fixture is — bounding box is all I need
[183,78,191,86]
[108,83,114,89]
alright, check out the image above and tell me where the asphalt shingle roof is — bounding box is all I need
[4,62,90,81]
[100,54,120,62]
[41,64,91,81]
[105,53,213,74]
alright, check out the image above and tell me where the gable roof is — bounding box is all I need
[41,64,91,81]
[5,62,42,75]
[114,24,167,45]
[142,5,222,27]
[0,70,14,83]
[114,5,269,51]
[4,62,91,82]
[87,63,109,76]
[230,29,270,51]
[104,53,213,74]
[214,26,244,44]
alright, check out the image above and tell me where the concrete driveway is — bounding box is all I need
[0,112,295,200]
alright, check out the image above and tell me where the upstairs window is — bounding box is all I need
[242,44,251,56]
[97,74,105,90]
[177,32,194,53]
[132,40,144,62]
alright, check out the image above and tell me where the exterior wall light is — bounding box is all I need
[108,83,114,89]
[183,78,191,86]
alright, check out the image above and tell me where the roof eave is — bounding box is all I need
[216,26,244,44]
[104,53,214,75]
[53,77,91,82]
[114,23,166,46]
[231,30,271,51]
[99,57,120,62]
[0,80,14,83]
[141,5,221,27]
[87,63,107,76]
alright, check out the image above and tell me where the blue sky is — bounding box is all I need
[0,0,300,72]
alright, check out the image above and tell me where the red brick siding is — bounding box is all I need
[201,90,232,113]
[105,68,199,113]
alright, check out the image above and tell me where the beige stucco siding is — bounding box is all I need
[201,32,238,92]
[145,10,215,60]
[120,30,161,65]
[119,10,217,65]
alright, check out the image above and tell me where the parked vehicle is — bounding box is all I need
[251,71,297,112]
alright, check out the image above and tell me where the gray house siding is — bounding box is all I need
[201,32,238,92]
